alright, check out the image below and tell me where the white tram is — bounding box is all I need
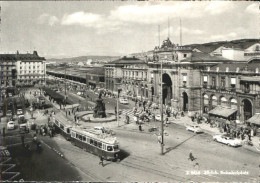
[70,127,120,161]
[52,112,120,161]
[52,112,72,141]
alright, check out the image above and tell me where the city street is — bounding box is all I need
[3,86,259,182]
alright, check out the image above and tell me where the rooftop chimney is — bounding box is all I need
[33,51,38,56]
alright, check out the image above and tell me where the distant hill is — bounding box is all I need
[47,55,120,62]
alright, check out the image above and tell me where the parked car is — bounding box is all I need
[17,109,23,115]
[18,115,26,124]
[186,125,203,133]
[7,121,15,130]
[213,134,242,147]
[148,127,159,132]
[151,103,159,109]
[6,110,12,117]
[119,98,129,104]
[19,123,30,134]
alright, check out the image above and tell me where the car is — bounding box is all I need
[18,115,26,124]
[7,121,15,130]
[119,98,128,104]
[186,125,203,133]
[6,110,12,117]
[151,103,159,109]
[77,91,83,96]
[155,115,162,121]
[17,109,23,115]
[19,123,30,134]
[213,134,242,147]
[148,127,159,132]
[94,126,104,130]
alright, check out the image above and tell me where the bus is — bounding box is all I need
[52,112,120,161]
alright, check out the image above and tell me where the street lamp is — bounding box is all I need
[160,56,165,155]
[117,88,122,127]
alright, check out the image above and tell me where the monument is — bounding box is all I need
[93,93,106,118]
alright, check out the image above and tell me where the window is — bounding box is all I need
[182,74,187,82]
[66,128,70,134]
[82,136,86,142]
[220,76,225,88]
[78,135,82,141]
[184,54,187,58]
[90,139,94,145]
[212,76,216,88]
[97,142,102,148]
[60,124,64,130]
[71,132,76,138]
[94,140,97,146]
[203,76,208,82]
[20,67,22,69]
[114,145,119,151]
[230,77,236,88]
[107,146,113,151]
[255,45,260,51]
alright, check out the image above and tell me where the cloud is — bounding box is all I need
[210,32,237,41]
[38,13,58,26]
[245,3,259,14]
[109,4,204,24]
[161,26,205,38]
[61,11,103,27]
[204,2,234,15]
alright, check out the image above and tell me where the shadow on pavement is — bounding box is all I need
[164,134,197,155]
[118,149,130,161]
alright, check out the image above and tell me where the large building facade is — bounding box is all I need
[104,38,260,122]
[0,51,46,97]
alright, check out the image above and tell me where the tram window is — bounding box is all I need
[114,145,119,151]
[67,128,70,134]
[78,135,82,141]
[97,142,102,148]
[94,140,97,147]
[76,134,78,138]
[107,146,113,151]
[83,136,86,142]
[87,138,90,143]
[71,132,76,138]
[60,124,64,130]
[90,139,94,145]
[55,120,59,126]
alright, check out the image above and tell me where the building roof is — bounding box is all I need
[0,51,45,61]
[210,62,260,72]
[107,56,146,65]
[181,52,229,63]
[247,113,260,125]
[208,106,237,118]
[187,39,260,53]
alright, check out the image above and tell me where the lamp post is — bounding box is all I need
[160,56,164,155]
[117,88,122,127]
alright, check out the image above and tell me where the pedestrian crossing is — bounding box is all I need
[121,109,135,122]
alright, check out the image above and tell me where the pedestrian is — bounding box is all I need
[66,110,67,116]
[188,150,195,161]
[139,124,142,131]
[74,115,77,122]
[3,127,5,137]
[99,156,104,167]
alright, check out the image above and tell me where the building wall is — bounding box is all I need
[16,60,46,85]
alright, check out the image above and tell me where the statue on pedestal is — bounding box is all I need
[93,93,106,118]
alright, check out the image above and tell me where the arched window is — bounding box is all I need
[203,94,209,105]
[220,96,228,107]
[212,95,218,107]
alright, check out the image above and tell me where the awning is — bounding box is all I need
[247,113,260,125]
[208,106,237,118]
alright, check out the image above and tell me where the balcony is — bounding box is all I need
[210,85,216,89]
[202,83,207,89]
[244,88,250,93]
[182,82,186,88]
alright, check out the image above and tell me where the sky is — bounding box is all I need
[0,1,259,58]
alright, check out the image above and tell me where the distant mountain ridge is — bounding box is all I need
[47,55,120,62]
